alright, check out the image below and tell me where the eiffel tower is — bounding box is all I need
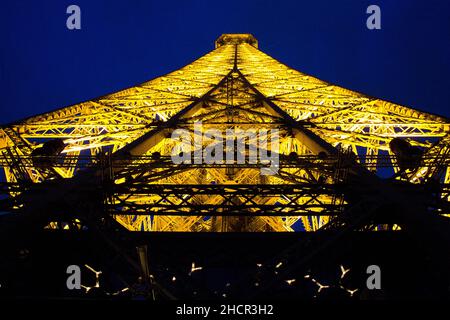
[1,33,450,300]
[0,33,449,234]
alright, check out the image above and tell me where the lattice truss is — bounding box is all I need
[1,34,449,232]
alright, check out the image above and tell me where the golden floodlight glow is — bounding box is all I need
[1,34,449,232]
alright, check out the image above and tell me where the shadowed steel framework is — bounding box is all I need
[1,34,449,233]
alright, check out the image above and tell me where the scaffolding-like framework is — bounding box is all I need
[1,34,449,232]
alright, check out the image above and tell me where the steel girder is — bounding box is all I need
[0,34,449,232]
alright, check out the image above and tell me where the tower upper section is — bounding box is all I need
[215,34,258,48]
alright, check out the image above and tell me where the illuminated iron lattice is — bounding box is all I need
[1,34,449,232]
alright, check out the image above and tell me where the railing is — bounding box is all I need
[1,153,449,169]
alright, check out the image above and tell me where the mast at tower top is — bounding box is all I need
[215,34,258,48]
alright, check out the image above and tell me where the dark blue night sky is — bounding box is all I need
[1,0,449,124]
